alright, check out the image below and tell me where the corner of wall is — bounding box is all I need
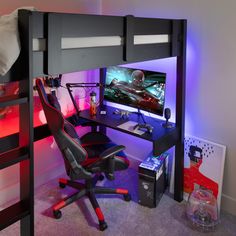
[221,194,236,216]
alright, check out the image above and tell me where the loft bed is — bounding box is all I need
[0,10,186,235]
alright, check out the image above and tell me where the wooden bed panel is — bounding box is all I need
[133,17,172,35]
[60,13,124,37]
[45,13,178,75]
[60,46,124,73]
[32,12,45,38]
[1,11,184,80]
[132,43,171,61]
[46,13,126,75]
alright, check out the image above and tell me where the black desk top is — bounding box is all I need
[79,105,179,156]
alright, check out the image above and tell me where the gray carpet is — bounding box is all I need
[1,160,236,236]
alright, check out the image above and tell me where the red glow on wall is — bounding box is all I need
[0,81,19,137]
[0,115,19,138]
[0,75,93,139]
[0,96,79,138]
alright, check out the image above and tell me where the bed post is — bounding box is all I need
[18,10,34,235]
[174,19,187,202]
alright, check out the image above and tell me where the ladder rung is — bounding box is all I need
[0,94,28,108]
[0,200,30,231]
[0,147,29,170]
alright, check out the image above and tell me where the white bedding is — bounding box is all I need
[0,7,35,76]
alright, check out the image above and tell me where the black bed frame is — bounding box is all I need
[0,10,186,235]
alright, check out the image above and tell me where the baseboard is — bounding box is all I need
[127,153,143,162]
[34,162,65,188]
[221,194,236,216]
[0,162,65,208]
[0,182,19,209]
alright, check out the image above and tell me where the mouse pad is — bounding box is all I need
[117,121,145,135]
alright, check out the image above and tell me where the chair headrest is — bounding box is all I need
[36,79,61,111]
[36,79,49,103]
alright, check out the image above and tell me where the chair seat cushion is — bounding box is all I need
[81,142,129,169]
[80,131,111,144]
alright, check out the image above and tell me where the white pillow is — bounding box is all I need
[0,7,35,76]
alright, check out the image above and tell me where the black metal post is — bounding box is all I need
[174,20,187,202]
[18,10,34,235]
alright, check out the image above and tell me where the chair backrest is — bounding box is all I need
[36,79,91,180]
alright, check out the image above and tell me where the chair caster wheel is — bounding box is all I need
[99,221,108,231]
[53,210,62,219]
[98,174,105,181]
[59,182,66,188]
[123,193,131,201]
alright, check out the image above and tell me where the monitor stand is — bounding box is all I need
[134,109,146,124]
[133,109,154,133]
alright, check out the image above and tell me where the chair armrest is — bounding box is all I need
[99,145,125,160]
[99,145,125,180]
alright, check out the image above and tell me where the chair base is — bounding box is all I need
[52,175,131,231]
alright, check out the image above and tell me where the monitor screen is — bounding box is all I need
[104,66,166,116]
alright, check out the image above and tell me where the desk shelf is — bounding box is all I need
[79,105,180,156]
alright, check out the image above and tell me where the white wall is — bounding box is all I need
[0,0,101,14]
[101,0,236,215]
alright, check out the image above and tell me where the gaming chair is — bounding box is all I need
[36,79,130,231]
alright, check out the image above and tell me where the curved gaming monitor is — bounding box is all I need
[104,66,166,116]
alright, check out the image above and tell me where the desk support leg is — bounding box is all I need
[174,19,187,202]
[174,142,184,202]
[99,125,107,135]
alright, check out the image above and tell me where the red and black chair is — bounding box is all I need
[36,79,130,231]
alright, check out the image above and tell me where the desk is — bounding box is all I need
[79,105,183,200]
[79,105,180,161]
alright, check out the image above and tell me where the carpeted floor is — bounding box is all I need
[1,159,236,236]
